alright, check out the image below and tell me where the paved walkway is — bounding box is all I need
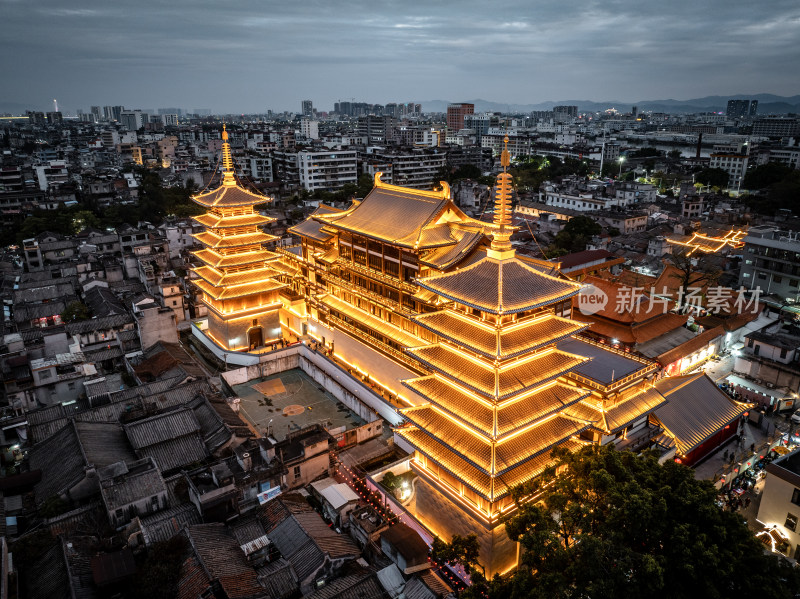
[693,411,789,483]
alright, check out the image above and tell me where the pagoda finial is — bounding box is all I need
[490,136,514,253]
[220,123,236,186]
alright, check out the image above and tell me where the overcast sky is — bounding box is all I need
[2,0,799,113]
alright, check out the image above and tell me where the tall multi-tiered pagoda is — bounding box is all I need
[191,125,286,351]
[389,141,600,572]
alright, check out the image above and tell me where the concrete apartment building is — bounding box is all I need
[739,226,800,302]
[753,117,800,138]
[709,144,749,189]
[365,148,447,189]
[446,103,474,133]
[297,149,358,192]
[756,450,800,559]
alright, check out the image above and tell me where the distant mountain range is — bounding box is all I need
[418,94,800,115]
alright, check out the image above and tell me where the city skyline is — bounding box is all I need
[2,0,799,114]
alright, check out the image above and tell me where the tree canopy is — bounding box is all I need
[550,215,602,253]
[437,444,800,599]
[743,162,794,190]
[694,167,729,189]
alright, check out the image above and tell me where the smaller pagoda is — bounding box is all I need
[191,125,286,351]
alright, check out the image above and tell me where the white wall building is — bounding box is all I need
[297,150,358,192]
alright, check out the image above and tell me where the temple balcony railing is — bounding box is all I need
[274,244,307,265]
[336,259,417,294]
[325,272,417,319]
[614,423,664,453]
[327,313,423,371]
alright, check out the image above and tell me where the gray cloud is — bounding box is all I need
[2,0,798,113]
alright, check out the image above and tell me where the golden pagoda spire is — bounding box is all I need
[489,136,515,257]
[221,124,236,187]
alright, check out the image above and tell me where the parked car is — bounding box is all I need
[791,409,800,425]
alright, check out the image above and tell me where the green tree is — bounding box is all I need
[495,444,800,599]
[62,301,90,323]
[452,164,482,181]
[668,149,683,160]
[631,147,661,158]
[694,167,729,188]
[742,162,793,190]
[666,249,722,312]
[124,536,189,599]
[356,173,374,198]
[553,215,602,253]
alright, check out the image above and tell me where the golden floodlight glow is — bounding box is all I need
[667,228,746,255]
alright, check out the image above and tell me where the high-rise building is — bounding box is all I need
[90,106,101,121]
[553,105,578,118]
[190,125,286,351]
[103,106,114,121]
[112,105,124,121]
[160,113,179,126]
[357,115,396,143]
[447,103,474,133]
[301,100,313,117]
[299,117,319,140]
[726,99,758,118]
[297,149,358,191]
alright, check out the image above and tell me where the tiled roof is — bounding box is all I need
[193,277,286,301]
[558,337,654,385]
[653,373,752,456]
[303,571,385,599]
[402,406,491,471]
[417,255,582,315]
[23,543,70,599]
[192,183,272,208]
[177,555,212,599]
[193,230,276,249]
[140,504,201,545]
[414,310,587,360]
[99,458,167,511]
[194,264,281,287]
[256,559,298,599]
[192,248,279,269]
[289,205,343,243]
[66,313,133,335]
[28,421,87,505]
[396,427,492,499]
[655,325,725,367]
[603,386,667,432]
[493,416,587,474]
[497,384,588,435]
[407,344,588,400]
[185,523,266,599]
[193,211,273,229]
[313,186,449,247]
[419,229,484,269]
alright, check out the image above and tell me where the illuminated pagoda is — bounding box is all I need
[191,125,286,351]
[394,140,663,574]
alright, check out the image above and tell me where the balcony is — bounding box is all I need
[336,259,416,293]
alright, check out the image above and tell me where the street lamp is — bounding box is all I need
[618,156,625,178]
